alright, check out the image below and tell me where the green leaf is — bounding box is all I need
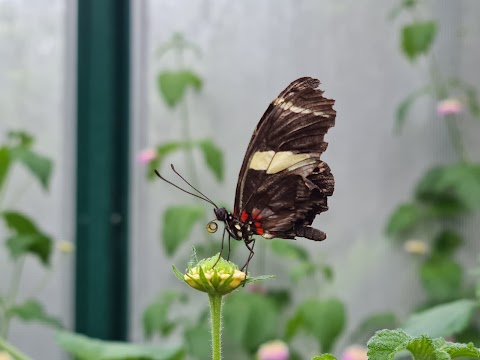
[2,211,52,265]
[142,291,188,339]
[395,86,432,132]
[0,146,11,191]
[349,312,398,344]
[401,21,437,61]
[415,164,480,212]
[403,299,478,339]
[368,329,480,360]
[420,257,462,302]
[265,289,291,310]
[432,230,462,256]
[443,342,480,359]
[184,321,211,360]
[312,354,337,360]
[157,70,203,108]
[2,211,38,234]
[6,233,52,265]
[385,202,424,238]
[162,205,204,256]
[11,148,53,190]
[289,262,317,283]
[8,130,34,147]
[389,0,418,20]
[8,299,63,329]
[271,239,309,261]
[197,139,223,182]
[56,331,185,360]
[147,142,186,180]
[223,292,279,354]
[288,298,346,353]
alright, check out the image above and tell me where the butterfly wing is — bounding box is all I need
[234,77,336,240]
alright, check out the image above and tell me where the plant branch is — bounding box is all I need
[208,294,223,360]
[0,336,32,360]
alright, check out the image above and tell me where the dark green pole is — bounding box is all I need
[75,0,130,340]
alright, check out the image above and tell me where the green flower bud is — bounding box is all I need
[173,254,247,295]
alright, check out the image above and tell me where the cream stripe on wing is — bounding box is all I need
[272,97,331,117]
[249,151,316,174]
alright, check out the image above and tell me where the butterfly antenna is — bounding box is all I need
[170,164,219,209]
[154,170,217,208]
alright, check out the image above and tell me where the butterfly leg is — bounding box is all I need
[241,238,256,274]
[227,233,232,260]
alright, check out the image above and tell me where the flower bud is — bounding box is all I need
[173,254,247,295]
[437,98,463,116]
[341,345,368,360]
[0,352,12,360]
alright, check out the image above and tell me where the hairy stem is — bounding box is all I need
[208,294,223,360]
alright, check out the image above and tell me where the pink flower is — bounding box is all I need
[436,98,463,116]
[257,340,289,360]
[137,149,157,164]
[341,345,368,360]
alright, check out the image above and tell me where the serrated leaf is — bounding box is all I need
[420,257,462,303]
[162,205,204,256]
[197,139,223,182]
[367,329,411,360]
[444,341,480,358]
[395,86,432,133]
[157,70,203,108]
[349,312,398,344]
[8,299,63,329]
[289,298,346,353]
[56,330,185,360]
[402,299,478,338]
[271,239,309,261]
[10,148,53,190]
[223,292,279,354]
[385,202,424,238]
[402,21,437,61]
[312,354,337,360]
[143,291,188,339]
[0,146,11,191]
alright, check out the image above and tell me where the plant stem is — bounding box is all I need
[0,257,26,338]
[208,294,223,360]
[0,336,32,360]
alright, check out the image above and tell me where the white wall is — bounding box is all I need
[0,0,75,359]
[130,0,480,356]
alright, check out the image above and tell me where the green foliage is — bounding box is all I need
[420,257,462,303]
[158,70,203,108]
[415,164,480,211]
[386,202,424,238]
[395,85,433,132]
[143,291,188,339]
[2,211,52,265]
[389,0,418,19]
[197,139,224,182]
[162,205,204,256]
[312,354,337,360]
[8,299,63,329]
[0,146,11,190]
[367,329,480,360]
[401,21,437,61]
[286,298,345,353]
[183,319,211,360]
[349,312,398,344]
[56,331,185,360]
[402,299,478,338]
[432,231,462,256]
[223,292,279,354]
[147,142,185,180]
[271,239,309,261]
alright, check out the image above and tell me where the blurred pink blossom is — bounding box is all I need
[437,98,463,116]
[341,345,368,360]
[257,340,289,360]
[137,149,157,164]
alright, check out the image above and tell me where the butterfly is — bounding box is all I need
[156,77,336,269]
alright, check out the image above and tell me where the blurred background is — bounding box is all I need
[0,1,479,359]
